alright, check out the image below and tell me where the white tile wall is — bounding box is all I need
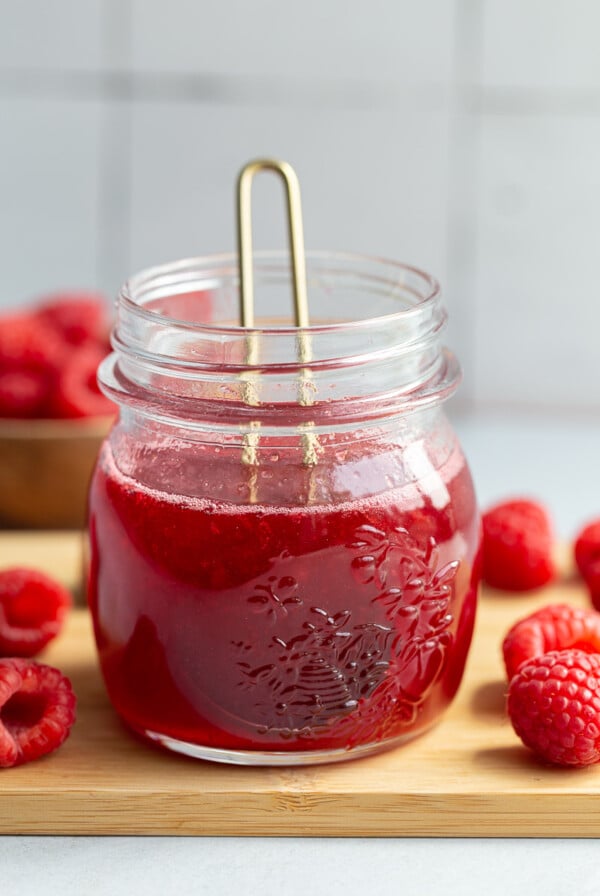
[94,100,133,298]
[0,97,103,309]
[482,0,600,90]
[0,1,106,72]
[130,0,454,85]
[474,112,600,410]
[128,98,451,288]
[2,0,600,411]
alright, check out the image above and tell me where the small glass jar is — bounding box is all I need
[87,251,480,766]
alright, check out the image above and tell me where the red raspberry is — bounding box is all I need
[0,659,76,767]
[573,521,600,610]
[38,291,109,347]
[51,347,115,419]
[574,520,600,578]
[582,562,600,612]
[0,568,72,658]
[503,603,600,679]
[0,369,50,418]
[507,649,600,767]
[0,312,66,376]
[482,498,555,591]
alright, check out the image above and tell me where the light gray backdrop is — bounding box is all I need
[1,0,598,412]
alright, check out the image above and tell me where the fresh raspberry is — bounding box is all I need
[574,520,600,575]
[38,291,109,347]
[0,312,66,376]
[0,568,72,658]
[503,603,600,679]
[574,520,600,609]
[0,369,50,418]
[582,562,600,612]
[0,659,76,767]
[51,347,114,419]
[482,498,555,591]
[507,650,600,767]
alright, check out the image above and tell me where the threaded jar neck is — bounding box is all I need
[99,251,461,432]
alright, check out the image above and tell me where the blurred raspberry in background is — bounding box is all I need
[0,292,114,420]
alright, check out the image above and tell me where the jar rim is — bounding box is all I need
[104,249,459,429]
[120,249,441,335]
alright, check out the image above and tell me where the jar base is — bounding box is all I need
[141,725,434,766]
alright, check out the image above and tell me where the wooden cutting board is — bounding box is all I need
[0,532,598,838]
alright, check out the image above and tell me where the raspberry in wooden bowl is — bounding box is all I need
[0,292,115,529]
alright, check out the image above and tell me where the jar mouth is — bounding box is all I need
[103,251,460,428]
[120,250,441,336]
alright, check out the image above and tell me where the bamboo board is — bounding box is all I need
[0,532,598,838]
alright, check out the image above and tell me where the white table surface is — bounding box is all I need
[3,409,600,896]
[2,837,600,895]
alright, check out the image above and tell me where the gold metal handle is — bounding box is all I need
[237,158,309,328]
[236,158,321,502]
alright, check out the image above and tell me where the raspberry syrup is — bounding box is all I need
[88,436,480,757]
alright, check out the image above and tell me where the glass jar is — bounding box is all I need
[87,251,480,766]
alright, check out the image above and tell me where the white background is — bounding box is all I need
[2,835,600,895]
[2,0,600,413]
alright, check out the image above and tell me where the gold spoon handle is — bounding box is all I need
[237,158,309,328]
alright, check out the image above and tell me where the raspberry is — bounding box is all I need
[0,659,76,767]
[51,347,115,419]
[574,520,600,576]
[0,369,50,418]
[582,562,600,612]
[482,498,555,591]
[574,521,600,609]
[507,650,600,767]
[0,568,72,658]
[503,603,600,679]
[0,312,66,376]
[38,291,109,347]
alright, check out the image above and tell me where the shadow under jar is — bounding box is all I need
[87,251,481,766]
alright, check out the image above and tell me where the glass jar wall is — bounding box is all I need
[87,252,480,765]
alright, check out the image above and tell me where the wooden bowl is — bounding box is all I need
[0,416,113,530]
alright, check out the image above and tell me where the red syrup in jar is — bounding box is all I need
[88,437,480,756]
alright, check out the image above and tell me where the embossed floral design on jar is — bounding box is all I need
[230,524,459,746]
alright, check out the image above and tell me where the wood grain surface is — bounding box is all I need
[1,534,598,838]
[0,418,110,529]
